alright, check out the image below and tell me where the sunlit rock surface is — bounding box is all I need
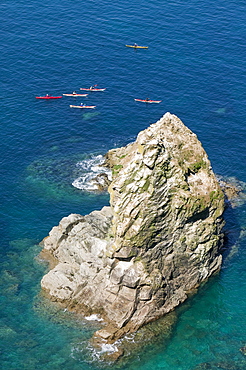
[40,112,225,343]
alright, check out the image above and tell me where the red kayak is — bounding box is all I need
[36,95,62,99]
[134,98,162,103]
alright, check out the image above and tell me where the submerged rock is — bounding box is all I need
[240,345,246,355]
[193,361,246,370]
[40,113,225,348]
[218,175,246,208]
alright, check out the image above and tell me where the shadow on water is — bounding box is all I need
[221,178,246,264]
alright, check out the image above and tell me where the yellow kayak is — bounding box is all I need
[125,44,148,49]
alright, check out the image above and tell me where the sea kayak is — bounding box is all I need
[70,105,96,109]
[63,93,88,97]
[134,99,162,103]
[36,95,62,99]
[80,88,106,92]
[126,45,148,49]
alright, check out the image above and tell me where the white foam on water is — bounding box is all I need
[70,340,121,364]
[72,154,112,191]
[84,314,103,322]
[124,333,136,343]
[70,333,138,364]
[87,339,121,363]
[100,342,119,354]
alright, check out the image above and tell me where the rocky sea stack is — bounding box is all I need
[40,112,225,347]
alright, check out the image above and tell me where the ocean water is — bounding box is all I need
[1,0,246,369]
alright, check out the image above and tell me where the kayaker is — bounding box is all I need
[73,91,77,95]
[134,43,138,47]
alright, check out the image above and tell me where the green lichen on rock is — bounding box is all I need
[189,159,207,173]
[112,164,123,175]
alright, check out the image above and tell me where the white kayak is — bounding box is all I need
[70,105,96,109]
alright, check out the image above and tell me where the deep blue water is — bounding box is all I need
[1,0,246,369]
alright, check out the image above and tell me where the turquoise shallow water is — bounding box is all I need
[1,0,246,369]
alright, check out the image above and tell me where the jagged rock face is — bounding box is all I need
[40,113,225,341]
